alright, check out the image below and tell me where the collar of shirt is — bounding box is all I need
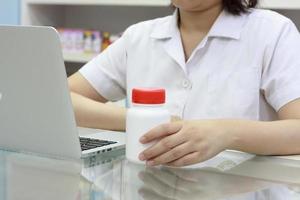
[150,8,248,40]
[149,9,248,74]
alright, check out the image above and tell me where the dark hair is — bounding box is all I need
[223,0,258,15]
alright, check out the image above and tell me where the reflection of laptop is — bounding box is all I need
[0,26,125,159]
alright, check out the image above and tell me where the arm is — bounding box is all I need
[68,72,126,131]
[139,99,300,167]
[227,99,300,155]
[68,73,182,131]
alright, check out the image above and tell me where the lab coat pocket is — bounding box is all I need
[208,67,260,119]
[232,67,260,119]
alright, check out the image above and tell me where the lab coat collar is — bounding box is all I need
[150,9,178,39]
[208,10,247,40]
[150,8,247,40]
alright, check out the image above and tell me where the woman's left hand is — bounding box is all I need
[139,120,233,167]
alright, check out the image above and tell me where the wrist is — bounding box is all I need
[222,120,268,152]
[216,120,242,151]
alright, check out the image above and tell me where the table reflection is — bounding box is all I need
[122,161,300,200]
[0,149,300,200]
[0,151,82,200]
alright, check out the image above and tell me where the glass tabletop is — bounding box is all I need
[0,149,300,200]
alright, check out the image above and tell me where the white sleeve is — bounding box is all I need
[261,19,300,111]
[79,30,129,101]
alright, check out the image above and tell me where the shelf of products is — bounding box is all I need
[22,0,300,64]
[58,28,120,63]
[22,0,172,64]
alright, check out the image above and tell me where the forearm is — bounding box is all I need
[225,119,300,155]
[70,92,126,131]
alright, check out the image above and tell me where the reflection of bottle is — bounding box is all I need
[101,32,111,51]
[126,88,171,164]
[122,160,146,200]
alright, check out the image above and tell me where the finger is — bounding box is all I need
[140,131,186,161]
[167,152,202,167]
[140,122,183,144]
[148,142,194,166]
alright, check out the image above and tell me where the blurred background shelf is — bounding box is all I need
[21,0,300,66]
[22,0,173,74]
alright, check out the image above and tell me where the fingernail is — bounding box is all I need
[139,153,146,161]
[146,160,155,166]
[140,136,146,143]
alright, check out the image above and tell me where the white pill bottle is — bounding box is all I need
[126,88,171,164]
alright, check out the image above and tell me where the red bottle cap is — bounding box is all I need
[132,88,166,104]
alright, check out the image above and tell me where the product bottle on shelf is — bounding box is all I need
[84,31,93,54]
[92,31,102,54]
[101,32,111,51]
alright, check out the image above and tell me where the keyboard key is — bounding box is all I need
[79,137,117,151]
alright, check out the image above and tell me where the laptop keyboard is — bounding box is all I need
[79,137,117,151]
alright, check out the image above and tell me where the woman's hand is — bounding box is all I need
[138,120,233,167]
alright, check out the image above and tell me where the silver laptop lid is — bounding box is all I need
[0,26,81,159]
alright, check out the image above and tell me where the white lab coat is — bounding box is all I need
[80,9,300,121]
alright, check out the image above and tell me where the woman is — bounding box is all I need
[68,0,300,167]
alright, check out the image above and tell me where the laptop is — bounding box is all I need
[0,26,125,160]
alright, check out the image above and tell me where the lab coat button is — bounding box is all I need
[182,79,192,89]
